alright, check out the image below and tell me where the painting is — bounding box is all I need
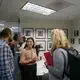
[47,28,53,39]
[70,38,75,44]
[35,28,46,39]
[74,30,79,37]
[47,40,52,51]
[78,38,80,44]
[36,40,46,51]
[23,28,34,38]
[63,29,68,38]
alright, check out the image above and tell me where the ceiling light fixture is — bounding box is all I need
[0,23,4,26]
[22,2,56,15]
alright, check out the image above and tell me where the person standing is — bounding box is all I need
[0,28,14,80]
[45,29,70,80]
[20,37,37,80]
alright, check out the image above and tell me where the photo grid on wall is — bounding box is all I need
[23,28,68,51]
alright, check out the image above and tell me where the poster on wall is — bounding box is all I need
[78,38,80,44]
[47,28,53,39]
[35,28,46,39]
[70,38,75,44]
[23,28,34,38]
[47,40,52,51]
[74,30,79,37]
[63,29,68,38]
[36,40,46,51]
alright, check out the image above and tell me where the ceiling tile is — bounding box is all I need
[64,0,80,5]
[50,11,75,20]
[20,10,75,20]
[60,5,80,16]
[46,0,72,11]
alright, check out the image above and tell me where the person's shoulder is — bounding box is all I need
[2,42,9,48]
[55,48,67,52]
[53,48,67,55]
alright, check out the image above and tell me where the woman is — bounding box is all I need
[20,37,37,80]
[45,29,70,80]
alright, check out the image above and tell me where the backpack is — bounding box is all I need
[62,48,80,80]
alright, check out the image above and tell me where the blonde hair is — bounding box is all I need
[51,29,70,52]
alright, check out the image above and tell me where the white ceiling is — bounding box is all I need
[0,0,80,22]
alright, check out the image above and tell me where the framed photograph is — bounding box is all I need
[47,28,53,39]
[23,28,34,38]
[78,38,80,44]
[74,30,79,37]
[63,29,68,38]
[35,28,46,39]
[47,40,52,51]
[36,40,46,51]
[70,38,75,44]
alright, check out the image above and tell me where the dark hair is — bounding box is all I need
[24,37,35,48]
[22,36,25,42]
[13,33,18,41]
[35,45,42,56]
[0,28,12,38]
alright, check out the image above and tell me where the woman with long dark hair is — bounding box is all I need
[19,37,37,80]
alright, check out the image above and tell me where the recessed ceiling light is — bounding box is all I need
[22,2,56,15]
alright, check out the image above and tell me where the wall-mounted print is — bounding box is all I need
[70,38,75,44]
[78,38,80,44]
[47,40,52,51]
[47,28,53,39]
[23,28,34,38]
[74,30,79,37]
[63,29,68,38]
[35,28,46,39]
[36,40,46,51]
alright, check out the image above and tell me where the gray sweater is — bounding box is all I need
[47,48,70,80]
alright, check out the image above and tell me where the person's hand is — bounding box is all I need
[30,57,37,63]
[36,56,42,61]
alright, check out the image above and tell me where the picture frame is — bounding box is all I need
[23,28,34,38]
[47,28,53,39]
[35,28,46,39]
[78,38,80,44]
[63,29,68,38]
[36,40,46,51]
[70,38,75,44]
[47,40,52,51]
[47,28,68,39]
[74,30,79,37]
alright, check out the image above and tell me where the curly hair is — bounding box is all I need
[51,29,70,52]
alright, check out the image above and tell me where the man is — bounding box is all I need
[0,28,14,80]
